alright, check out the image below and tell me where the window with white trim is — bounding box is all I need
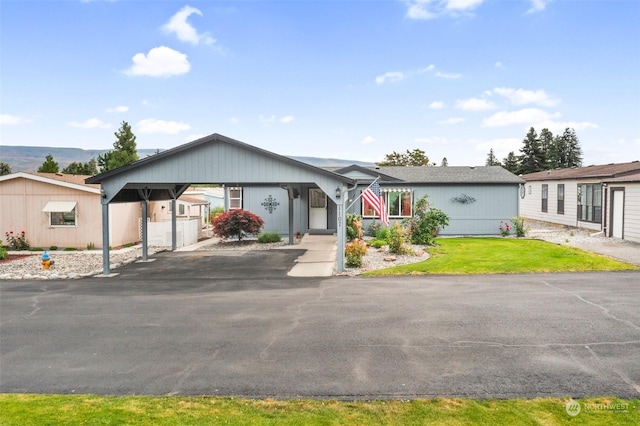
[361,189,413,218]
[43,201,77,227]
[228,187,242,210]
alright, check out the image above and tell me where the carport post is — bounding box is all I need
[141,200,148,261]
[336,186,346,273]
[171,198,177,251]
[288,187,295,245]
[101,198,110,275]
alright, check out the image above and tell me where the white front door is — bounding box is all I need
[309,188,327,229]
[612,190,624,238]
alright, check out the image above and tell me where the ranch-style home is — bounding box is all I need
[520,161,640,243]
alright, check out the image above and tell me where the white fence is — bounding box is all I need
[139,218,200,248]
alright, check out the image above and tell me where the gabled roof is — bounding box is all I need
[324,165,401,182]
[327,165,523,184]
[522,161,640,181]
[0,172,100,194]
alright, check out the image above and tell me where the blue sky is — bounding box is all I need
[1,0,639,166]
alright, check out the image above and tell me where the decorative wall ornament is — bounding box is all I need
[450,194,476,204]
[261,195,280,213]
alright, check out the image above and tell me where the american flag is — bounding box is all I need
[362,178,389,226]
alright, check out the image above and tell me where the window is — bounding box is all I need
[388,191,412,217]
[228,187,242,210]
[541,184,548,213]
[42,201,77,227]
[577,184,602,223]
[557,184,565,215]
[179,204,185,215]
[362,190,413,218]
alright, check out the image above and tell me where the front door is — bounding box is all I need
[611,189,624,238]
[309,188,327,230]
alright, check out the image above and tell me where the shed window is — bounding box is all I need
[228,187,242,210]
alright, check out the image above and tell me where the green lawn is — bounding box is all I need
[365,237,640,276]
[0,394,638,425]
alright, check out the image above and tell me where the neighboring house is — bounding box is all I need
[520,161,640,243]
[0,172,140,249]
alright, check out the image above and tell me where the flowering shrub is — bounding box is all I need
[5,231,30,250]
[212,210,264,241]
[388,221,413,255]
[499,221,511,237]
[346,214,364,242]
[345,239,368,268]
[405,195,449,245]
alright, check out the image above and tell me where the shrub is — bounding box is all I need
[375,227,390,241]
[4,231,30,250]
[49,246,58,251]
[404,195,449,245]
[499,221,511,237]
[64,247,77,251]
[388,221,412,255]
[209,206,224,223]
[0,241,6,260]
[369,239,387,249]
[257,232,282,243]
[87,242,96,250]
[213,209,264,241]
[511,216,526,237]
[346,214,364,242]
[367,221,383,237]
[345,240,368,268]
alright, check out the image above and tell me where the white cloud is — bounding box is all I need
[483,108,559,127]
[455,97,496,111]
[126,46,190,77]
[475,138,521,159]
[435,71,462,79]
[280,116,295,124]
[428,101,445,110]
[527,0,551,14]
[67,118,110,129]
[376,71,405,84]
[229,117,240,124]
[137,118,190,134]
[421,64,436,72]
[438,117,465,124]
[495,61,504,69]
[405,0,486,20]
[259,114,294,124]
[106,105,129,113]
[362,135,375,144]
[163,6,215,45]
[533,119,598,133]
[259,115,276,123]
[0,114,31,125]
[493,87,560,107]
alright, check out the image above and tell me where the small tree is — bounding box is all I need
[37,154,59,173]
[485,148,502,166]
[502,151,519,174]
[404,195,449,245]
[212,209,264,241]
[98,121,139,171]
[0,162,12,176]
[377,148,431,166]
[62,159,98,175]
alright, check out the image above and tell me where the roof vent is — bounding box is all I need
[632,160,639,163]
[469,166,475,170]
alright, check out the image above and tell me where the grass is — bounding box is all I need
[365,237,640,276]
[0,394,637,425]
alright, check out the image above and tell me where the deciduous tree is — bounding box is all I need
[377,148,431,166]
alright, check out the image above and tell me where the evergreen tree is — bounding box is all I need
[0,162,12,176]
[377,148,431,166]
[518,127,545,174]
[502,151,519,174]
[563,127,583,168]
[37,154,59,173]
[539,128,554,168]
[62,158,98,175]
[485,148,502,166]
[440,157,448,167]
[98,121,139,171]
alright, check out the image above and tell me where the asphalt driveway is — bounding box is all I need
[1,253,639,399]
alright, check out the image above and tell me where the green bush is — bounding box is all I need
[49,246,58,251]
[367,221,383,237]
[369,239,387,249]
[213,209,264,241]
[346,214,363,242]
[64,247,77,251]
[404,195,449,245]
[375,227,389,241]
[511,216,526,237]
[388,222,412,255]
[0,244,7,260]
[257,232,282,243]
[209,206,224,223]
[87,242,96,250]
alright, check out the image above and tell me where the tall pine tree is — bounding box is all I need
[518,127,545,174]
[539,128,554,169]
[502,151,519,174]
[563,127,583,168]
[485,148,502,166]
[98,121,139,172]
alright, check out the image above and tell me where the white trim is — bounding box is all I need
[381,188,413,193]
[0,172,101,194]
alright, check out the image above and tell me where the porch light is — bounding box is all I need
[335,187,341,199]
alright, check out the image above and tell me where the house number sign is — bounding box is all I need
[261,195,280,214]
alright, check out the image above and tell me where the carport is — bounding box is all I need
[85,134,355,275]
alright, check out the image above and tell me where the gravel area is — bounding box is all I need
[2,220,637,280]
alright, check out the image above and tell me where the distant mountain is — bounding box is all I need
[0,146,373,173]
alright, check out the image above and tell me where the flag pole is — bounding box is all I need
[346,177,379,211]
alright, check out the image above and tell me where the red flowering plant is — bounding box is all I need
[5,230,30,250]
[498,221,511,237]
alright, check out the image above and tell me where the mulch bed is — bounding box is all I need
[0,254,33,264]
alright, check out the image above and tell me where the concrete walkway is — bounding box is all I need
[282,234,337,277]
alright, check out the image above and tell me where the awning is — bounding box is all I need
[42,201,77,213]
[381,188,413,193]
